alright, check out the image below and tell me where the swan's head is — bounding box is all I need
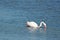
[44,23,46,28]
[40,21,47,28]
[43,23,47,31]
[40,21,47,31]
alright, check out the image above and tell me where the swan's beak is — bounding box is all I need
[44,25,47,31]
[44,24,46,28]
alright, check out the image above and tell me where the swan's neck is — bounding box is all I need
[39,21,46,28]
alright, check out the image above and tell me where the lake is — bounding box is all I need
[0,0,60,40]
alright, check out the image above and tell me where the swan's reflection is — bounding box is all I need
[27,27,46,32]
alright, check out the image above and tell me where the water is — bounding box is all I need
[0,0,60,40]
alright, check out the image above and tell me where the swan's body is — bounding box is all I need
[27,21,38,28]
[26,21,46,29]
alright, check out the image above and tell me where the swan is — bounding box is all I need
[26,21,47,29]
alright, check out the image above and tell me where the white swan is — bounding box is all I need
[26,21,47,29]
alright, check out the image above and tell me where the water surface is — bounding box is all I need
[0,0,60,40]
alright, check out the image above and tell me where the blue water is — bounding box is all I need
[0,0,60,40]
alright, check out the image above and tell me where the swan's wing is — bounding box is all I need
[29,22,38,27]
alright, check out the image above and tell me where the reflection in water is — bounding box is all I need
[39,28,46,32]
[27,27,37,32]
[27,27,46,33]
[26,27,47,40]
